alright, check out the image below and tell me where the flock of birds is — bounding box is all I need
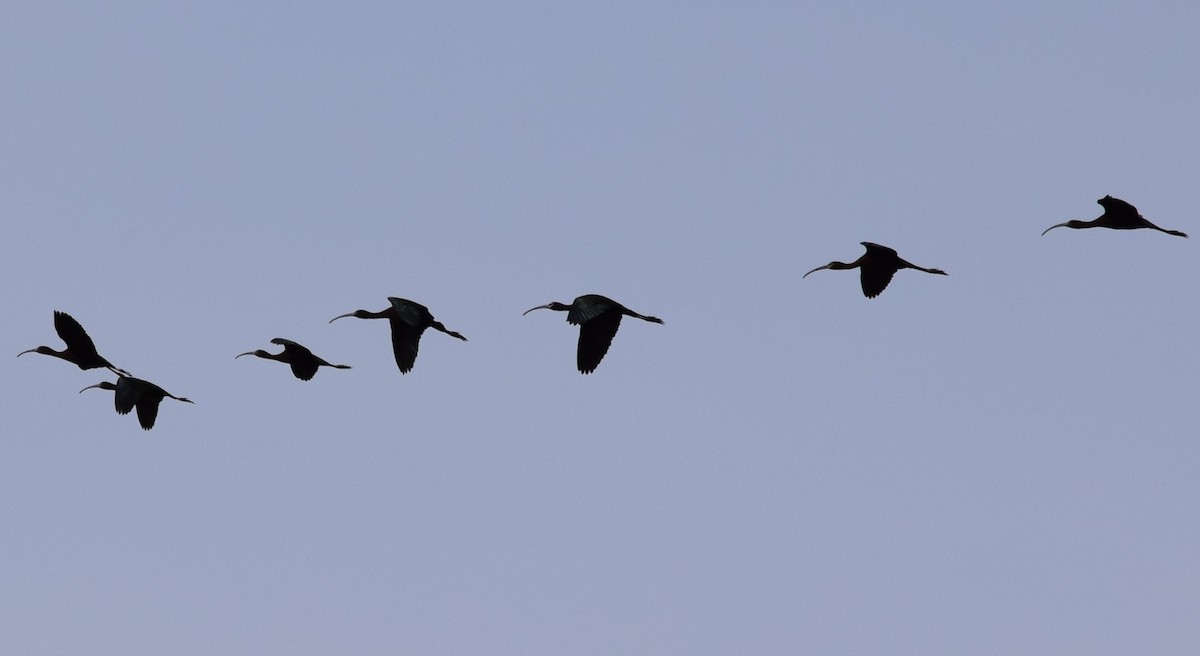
[18,195,1187,429]
[18,295,664,430]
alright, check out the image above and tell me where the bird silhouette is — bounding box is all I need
[19,311,130,376]
[523,294,663,374]
[803,242,947,298]
[236,338,351,381]
[329,297,466,373]
[80,375,193,430]
[1041,195,1187,237]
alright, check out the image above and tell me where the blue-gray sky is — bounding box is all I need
[3,2,1198,654]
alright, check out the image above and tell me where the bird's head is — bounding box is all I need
[1041,221,1086,235]
[523,302,570,315]
[79,380,119,394]
[329,310,370,323]
[801,263,832,278]
[17,346,53,357]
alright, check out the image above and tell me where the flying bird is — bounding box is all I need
[236,338,351,381]
[803,242,948,298]
[329,297,466,373]
[19,311,129,376]
[80,375,193,430]
[1041,195,1187,237]
[523,294,663,374]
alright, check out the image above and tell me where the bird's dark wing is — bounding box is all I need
[271,338,306,352]
[860,242,898,257]
[134,398,159,430]
[388,297,428,329]
[53,311,101,357]
[389,317,422,373]
[272,339,319,380]
[1101,195,1140,218]
[567,295,616,326]
[290,359,319,381]
[859,265,895,299]
[577,310,622,374]
[112,378,142,416]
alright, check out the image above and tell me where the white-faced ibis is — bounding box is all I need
[80,375,193,430]
[1041,195,1187,237]
[523,294,664,374]
[329,297,466,374]
[803,242,947,298]
[236,338,351,381]
[19,311,129,376]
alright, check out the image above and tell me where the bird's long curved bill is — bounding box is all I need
[329,313,355,323]
[79,382,107,394]
[1041,223,1069,236]
[234,351,255,359]
[16,348,37,357]
[802,264,830,278]
[522,304,552,316]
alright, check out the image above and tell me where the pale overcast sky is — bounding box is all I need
[3,2,1198,654]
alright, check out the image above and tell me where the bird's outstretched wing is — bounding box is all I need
[567,295,615,326]
[271,339,320,380]
[112,377,159,429]
[134,398,159,430]
[53,311,101,358]
[389,317,421,373]
[112,377,142,416]
[290,360,319,381]
[1100,195,1139,219]
[577,310,622,374]
[860,266,895,299]
[388,297,428,329]
[271,338,306,351]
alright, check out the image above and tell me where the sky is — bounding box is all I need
[2,2,1198,654]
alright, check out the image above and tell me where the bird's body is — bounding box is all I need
[1041,195,1187,237]
[80,376,193,430]
[19,311,129,376]
[329,297,466,373]
[803,242,947,298]
[237,338,350,381]
[524,294,663,374]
